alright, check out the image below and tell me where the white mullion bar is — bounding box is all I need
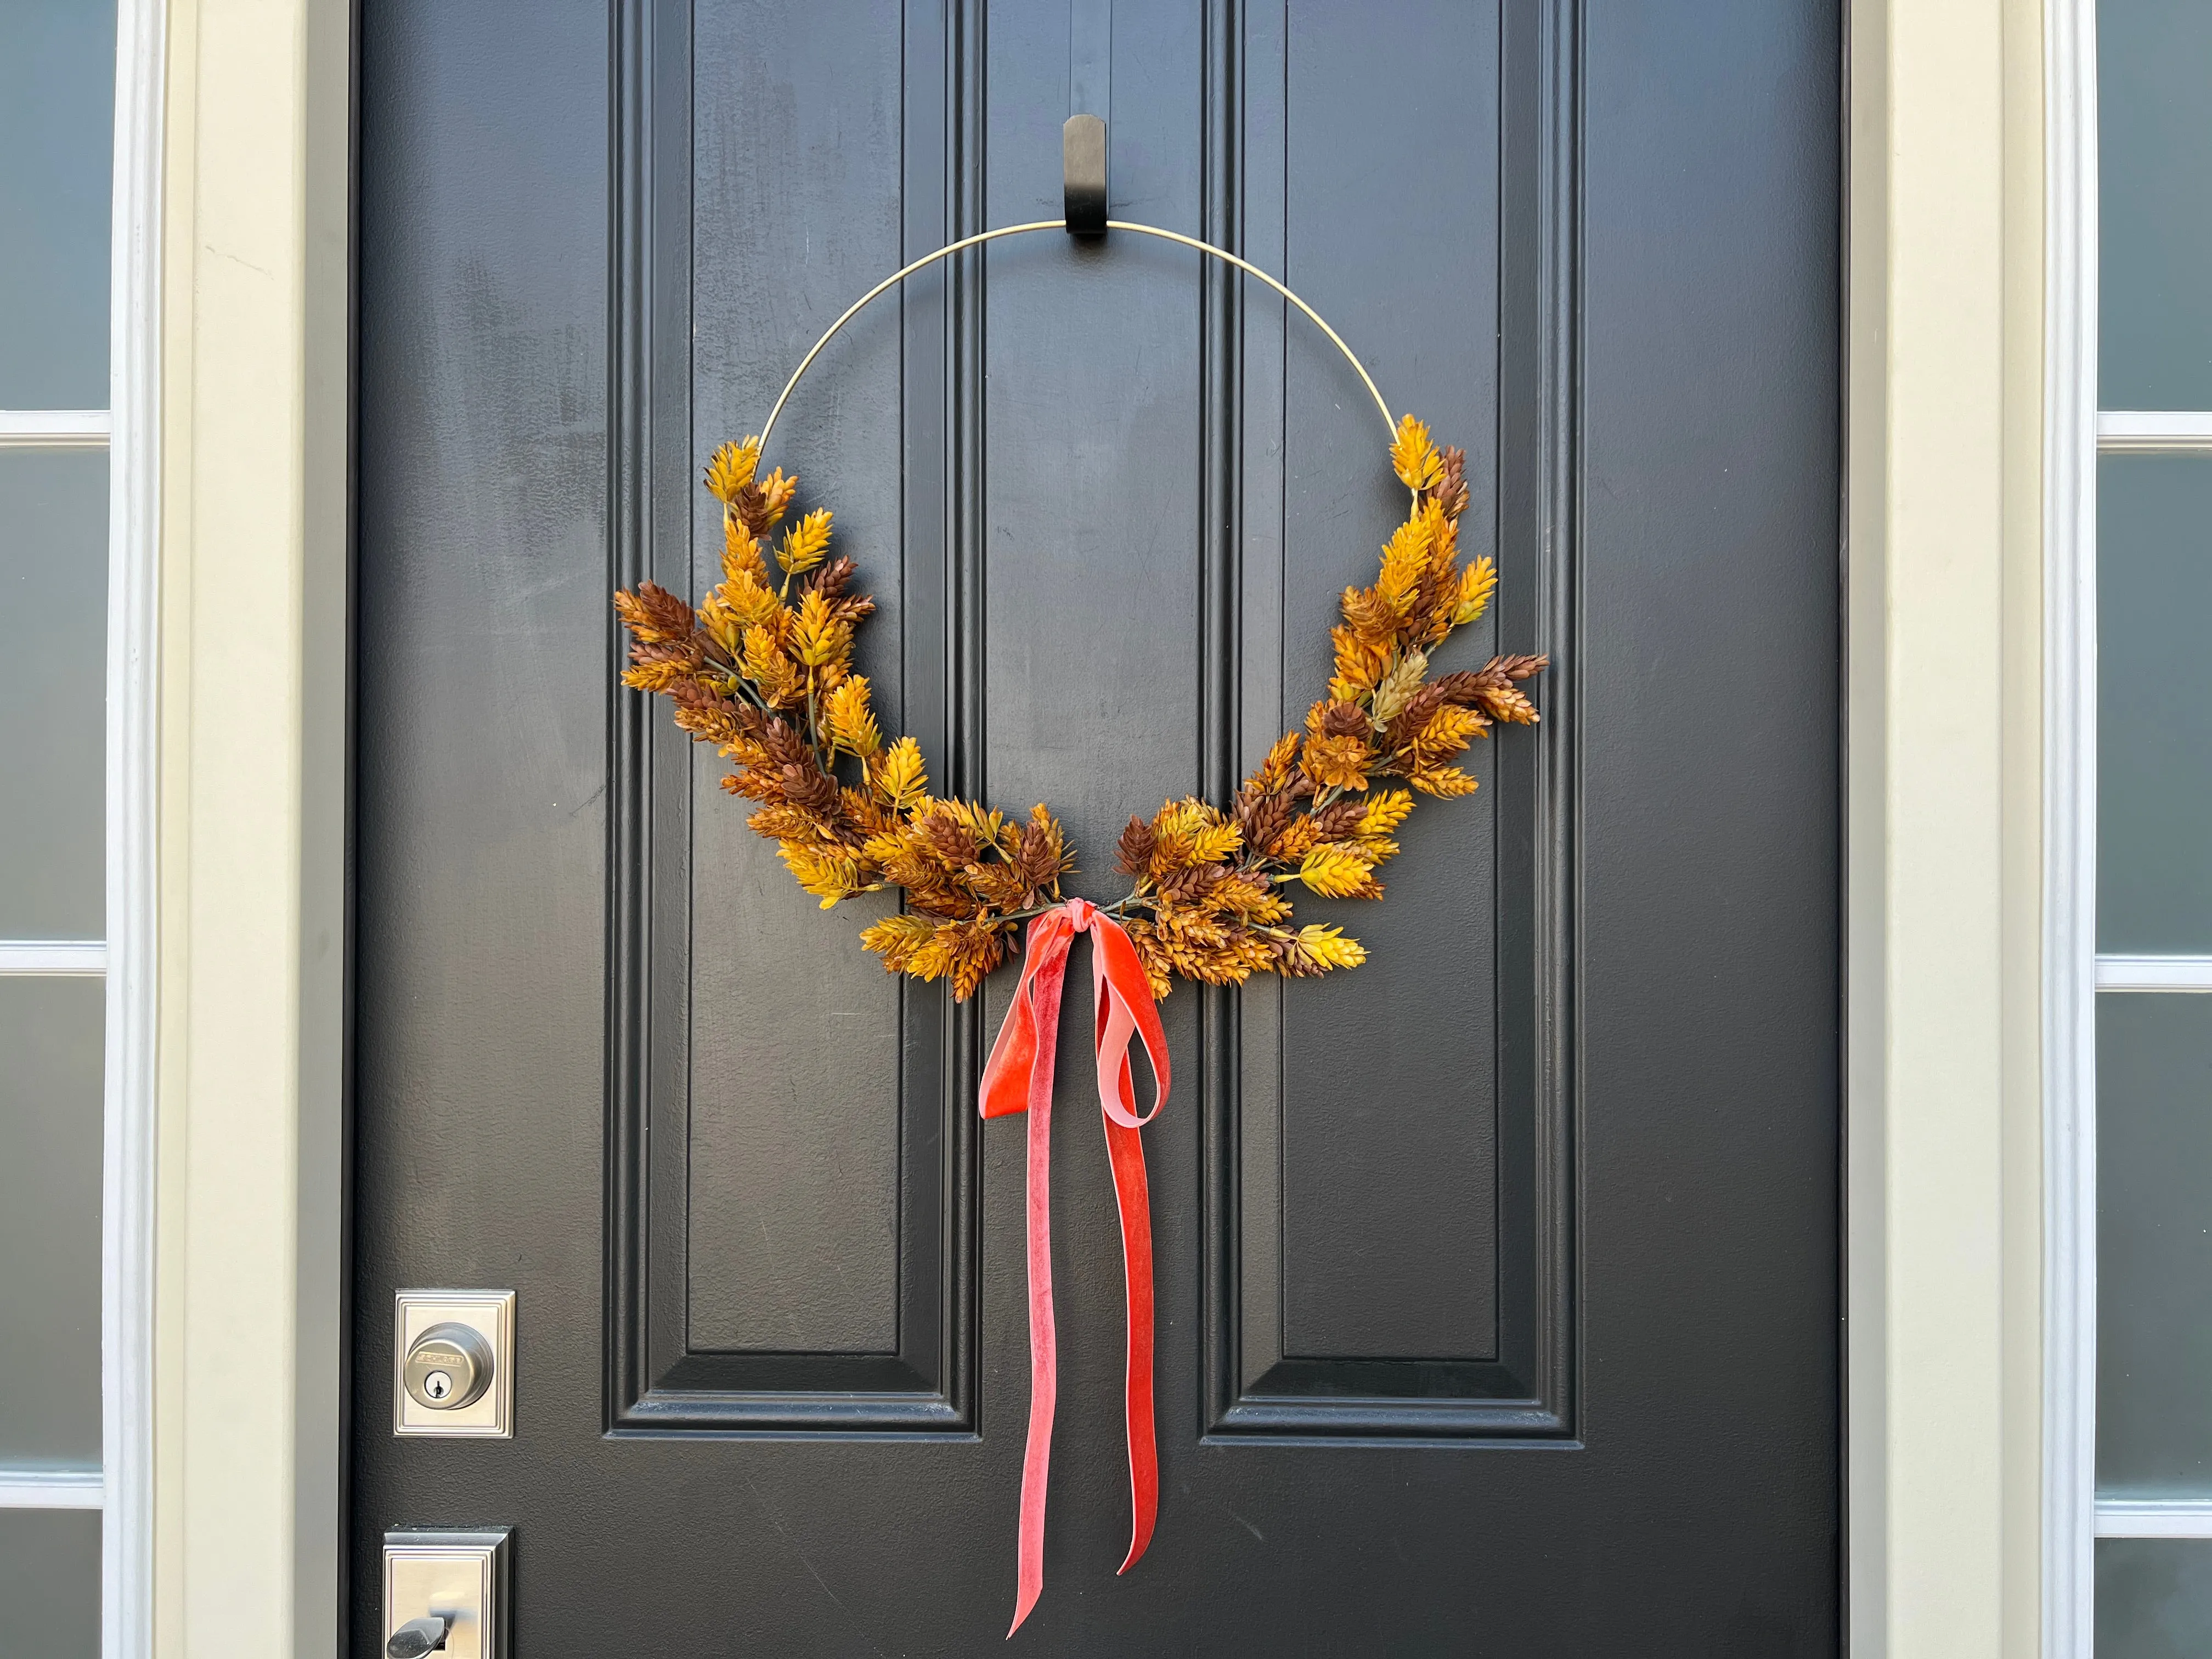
[2096,410,2212,453]
[0,943,107,975]
[2044,2,2100,1650]
[2096,1499,2212,1539]
[0,410,111,448]
[2095,955,2212,991]
[106,7,166,1653]
[0,1470,104,1510]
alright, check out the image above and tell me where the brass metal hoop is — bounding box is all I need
[757,218,1399,458]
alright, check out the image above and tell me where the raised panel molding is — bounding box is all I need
[1202,0,1579,1443]
[605,0,981,1436]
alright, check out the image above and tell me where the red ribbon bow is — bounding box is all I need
[980,897,1170,1637]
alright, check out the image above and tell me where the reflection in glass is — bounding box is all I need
[0,978,103,1470]
[0,1511,99,1657]
[2097,1538,2212,1658]
[2100,994,2212,1493]
[0,0,115,408]
[2100,0,2212,409]
[2098,456,2212,952]
[0,450,107,940]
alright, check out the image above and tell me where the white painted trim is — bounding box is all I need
[0,943,108,975]
[154,5,353,1649]
[2044,0,2100,1653]
[2095,1500,2212,1539]
[2096,410,2212,453]
[105,2,163,1654]
[0,1470,105,1510]
[2096,955,2212,991]
[0,409,111,447]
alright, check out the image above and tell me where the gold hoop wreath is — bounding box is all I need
[614,217,1548,1637]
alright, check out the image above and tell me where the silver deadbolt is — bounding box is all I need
[393,1291,514,1436]
[404,1321,494,1412]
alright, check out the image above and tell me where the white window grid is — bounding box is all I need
[0,411,123,1487]
[2084,394,2212,1545]
[2079,409,2212,1557]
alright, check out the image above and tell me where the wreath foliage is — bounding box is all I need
[614,414,1547,1001]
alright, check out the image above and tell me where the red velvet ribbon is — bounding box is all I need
[979,897,1170,1638]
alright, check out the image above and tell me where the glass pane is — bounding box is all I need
[0,0,114,408]
[0,977,103,1469]
[0,449,106,940]
[2100,994,2212,1492]
[2100,0,2212,409]
[0,1511,99,1658]
[2099,1538,2212,1657]
[2098,455,2212,952]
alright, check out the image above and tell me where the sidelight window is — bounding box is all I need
[2076,1,2212,1652]
[0,2,157,1654]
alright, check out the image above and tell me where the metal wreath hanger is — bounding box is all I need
[755,115,1400,459]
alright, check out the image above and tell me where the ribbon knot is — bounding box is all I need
[979,899,1169,1637]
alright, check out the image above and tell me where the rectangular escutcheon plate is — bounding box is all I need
[393,1289,516,1437]
[383,1527,512,1659]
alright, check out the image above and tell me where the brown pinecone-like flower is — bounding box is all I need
[919,812,977,865]
[807,555,857,601]
[1423,445,1469,521]
[1116,815,1158,877]
[1385,682,1452,748]
[613,580,697,645]
[778,762,839,814]
[1308,797,1366,841]
[1235,774,1313,855]
[1009,821,1063,904]
[911,818,973,871]
[673,677,765,734]
[733,483,769,535]
[1155,861,1227,902]
[1488,652,1549,682]
[761,717,813,768]
[1409,566,1445,635]
[1319,701,1371,737]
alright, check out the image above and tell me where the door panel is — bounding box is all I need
[354,2,1841,1651]
[1267,0,1508,1375]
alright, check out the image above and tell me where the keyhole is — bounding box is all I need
[424,1370,453,1402]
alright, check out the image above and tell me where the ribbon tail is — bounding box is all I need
[1089,916,1169,1577]
[1008,1077,1056,1637]
[997,915,1073,1639]
[1103,1111,1157,1573]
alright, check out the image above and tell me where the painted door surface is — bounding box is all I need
[351,2,1841,1651]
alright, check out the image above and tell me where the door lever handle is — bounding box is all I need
[386,1613,450,1657]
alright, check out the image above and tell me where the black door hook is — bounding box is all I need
[1063,114,1107,238]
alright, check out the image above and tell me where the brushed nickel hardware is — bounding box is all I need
[393,1291,515,1437]
[382,1528,511,1659]
[404,1321,494,1412]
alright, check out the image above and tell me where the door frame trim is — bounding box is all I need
[1844,0,2053,1652]
[150,1,354,1654]
[146,3,2059,1655]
